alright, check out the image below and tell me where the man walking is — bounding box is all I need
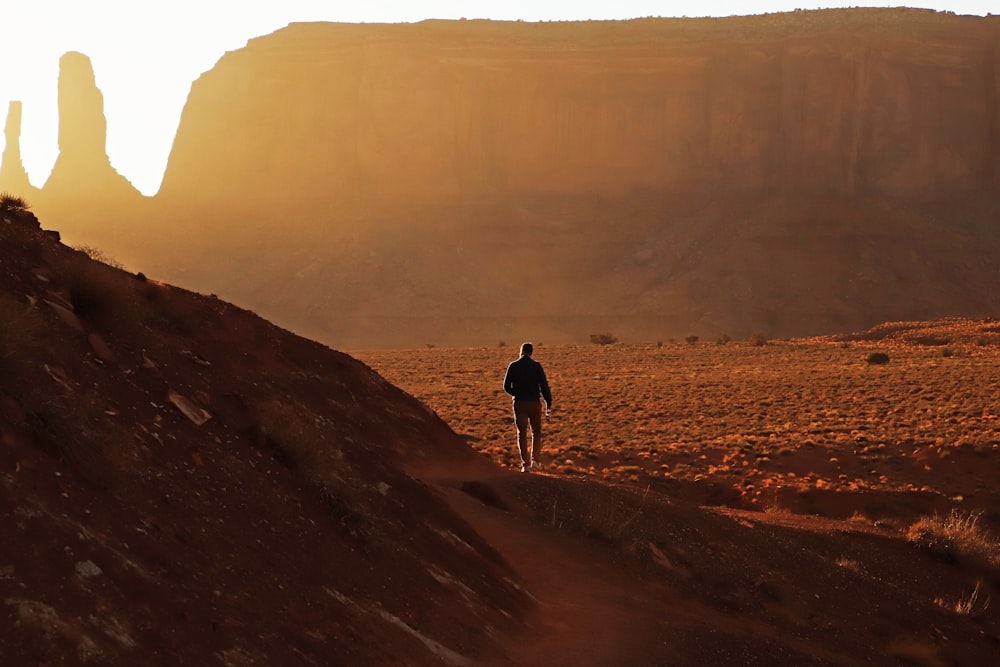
[503,342,553,473]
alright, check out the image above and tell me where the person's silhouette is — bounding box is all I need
[502,342,553,472]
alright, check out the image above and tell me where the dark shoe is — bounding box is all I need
[530,460,542,470]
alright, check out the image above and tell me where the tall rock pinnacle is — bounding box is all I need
[43,51,141,202]
[0,101,35,195]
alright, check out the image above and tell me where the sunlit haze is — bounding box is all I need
[1,1,993,195]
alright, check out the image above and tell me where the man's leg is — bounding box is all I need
[513,401,531,470]
[525,401,543,466]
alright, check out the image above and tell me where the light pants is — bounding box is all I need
[513,399,543,465]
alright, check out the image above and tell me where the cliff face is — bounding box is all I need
[159,11,1000,209]
[39,10,1000,347]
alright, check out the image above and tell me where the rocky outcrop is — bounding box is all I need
[40,52,142,204]
[0,101,38,197]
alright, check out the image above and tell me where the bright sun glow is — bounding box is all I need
[1,1,993,195]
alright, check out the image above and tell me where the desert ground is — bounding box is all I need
[355,323,1000,524]
[4,205,1000,665]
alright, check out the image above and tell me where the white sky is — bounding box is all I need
[0,1,994,195]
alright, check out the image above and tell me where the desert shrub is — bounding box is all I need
[749,332,768,347]
[716,334,731,345]
[0,192,30,214]
[498,340,506,348]
[685,335,699,345]
[941,347,954,358]
[590,333,618,345]
[935,582,990,616]
[74,244,125,270]
[907,510,1000,568]
[866,352,890,365]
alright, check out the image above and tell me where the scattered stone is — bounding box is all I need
[168,390,212,426]
[44,298,85,334]
[74,560,103,578]
[87,332,114,361]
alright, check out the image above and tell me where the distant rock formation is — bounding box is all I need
[41,51,142,204]
[160,10,1000,208]
[0,101,38,197]
[34,10,1000,347]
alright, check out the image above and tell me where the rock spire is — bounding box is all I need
[0,101,35,195]
[43,51,140,201]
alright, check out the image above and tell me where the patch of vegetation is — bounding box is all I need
[590,333,618,345]
[74,244,126,270]
[749,333,768,347]
[866,352,890,365]
[0,192,30,214]
[685,335,699,345]
[907,510,1000,570]
[935,582,990,616]
[716,334,731,345]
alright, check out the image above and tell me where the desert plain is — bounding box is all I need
[357,320,1000,525]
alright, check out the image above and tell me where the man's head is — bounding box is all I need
[520,342,533,357]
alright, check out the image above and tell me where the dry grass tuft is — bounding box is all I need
[935,581,990,616]
[0,192,30,214]
[73,244,126,270]
[906,510,1000,568]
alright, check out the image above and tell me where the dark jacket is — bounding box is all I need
[503,355,553,405]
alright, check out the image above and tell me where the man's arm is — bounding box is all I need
[503,363,516,396]
[537,363,552,407]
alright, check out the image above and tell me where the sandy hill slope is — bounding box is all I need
[2,205,1000,665]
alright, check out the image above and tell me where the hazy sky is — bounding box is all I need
[0,1,993,195]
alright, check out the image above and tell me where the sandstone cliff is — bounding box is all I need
[160,10,1000,207]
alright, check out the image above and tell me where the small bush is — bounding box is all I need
[866,352,890,365]
[716,334,731,345]
[590,333,618,345]
[0,192,30,214]
[936,582,990,616]
[685,335,699,345]
[749,333,768,347]
[74,244,125,270]
[907,510,1000,568]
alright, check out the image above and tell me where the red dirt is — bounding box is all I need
[2,214,999,665]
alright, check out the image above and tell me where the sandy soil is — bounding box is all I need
[355,326,1000,525]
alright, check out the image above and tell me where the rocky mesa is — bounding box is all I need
[5,9,1000,347]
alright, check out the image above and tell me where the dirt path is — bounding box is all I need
[435,473,664,666]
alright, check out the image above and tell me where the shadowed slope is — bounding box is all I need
[2,210,1000,664]
[0,211,528,665]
